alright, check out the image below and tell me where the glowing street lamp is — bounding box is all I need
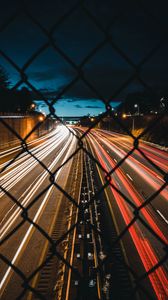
[122,112,135,132]
[30,103,36,110]
[134,103,140,115]
[39,115,44,122]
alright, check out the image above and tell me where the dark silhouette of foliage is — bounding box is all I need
[0,87,33,113]
[0,66,34,113]
[118,91,160,114]
[0,65,10,89]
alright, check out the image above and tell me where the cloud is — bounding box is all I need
[85,105,102,109]
[29,70,57,82]
[30,44,168,103]
[73,104,102,109]
[74,104,82,108]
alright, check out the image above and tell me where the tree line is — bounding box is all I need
[0,65,34,113]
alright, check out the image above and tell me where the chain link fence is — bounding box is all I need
[0,0,168,299]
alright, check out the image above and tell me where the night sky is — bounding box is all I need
[0,0,168,116]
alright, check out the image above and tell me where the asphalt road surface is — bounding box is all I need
[0,126,168,300]
[82,128,168,300]
[0,125,78,299]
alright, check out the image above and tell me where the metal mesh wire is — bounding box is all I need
[0,1,168,299]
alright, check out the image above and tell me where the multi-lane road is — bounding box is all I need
[0,125,79,299]
[86,128,168,300]
[0,125,168,300]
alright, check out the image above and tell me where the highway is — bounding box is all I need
[81,128,168,300]
[0,125,80,299]
[0,125,168,300]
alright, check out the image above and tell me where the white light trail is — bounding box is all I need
[0,131,76,295]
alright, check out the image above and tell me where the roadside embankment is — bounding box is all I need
[0,113,56,150]
[97,114,168,147]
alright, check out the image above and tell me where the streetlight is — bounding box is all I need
[134,104,140,116]
[122,112,135,132]
[30,103,36,110]
[39,115,45,122]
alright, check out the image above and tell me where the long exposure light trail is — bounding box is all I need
[88,132,168,300]
[97,130,168,172]
[0,130,74,239]
[0,127,70,197]
[92,131,168,201]
[91,135,167,243]
[0,131,77,296]
[0,127,66,173]
[0,128,59,161]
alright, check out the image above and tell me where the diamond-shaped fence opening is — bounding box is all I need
[0,1,168,300]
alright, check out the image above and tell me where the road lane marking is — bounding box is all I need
[156,175,165,183]
[90,137,168,298]
[0,133,77,296]
[97,136,168,201]
[0,187,53,296]
[116,181,121,189]
[0,135,72,239]
[28,147,77,300]
[126,173,133,181]
[157,210,168,224]
[0,180,40,227]
[0,130,69,197]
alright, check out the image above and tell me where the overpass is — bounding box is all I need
[59,116,81,123]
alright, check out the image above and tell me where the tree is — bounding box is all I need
[0,65,10,89]
[0,66,35,113]
[16,87,33,112]
[0,87,34,113]
[118,91,160,114]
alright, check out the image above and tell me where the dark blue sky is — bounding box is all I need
[0,0,168,116]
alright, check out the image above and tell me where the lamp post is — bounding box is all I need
[122,113,135,132]
[30,103,36,110]
[134,103,139,116]
[132,117,135,131]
